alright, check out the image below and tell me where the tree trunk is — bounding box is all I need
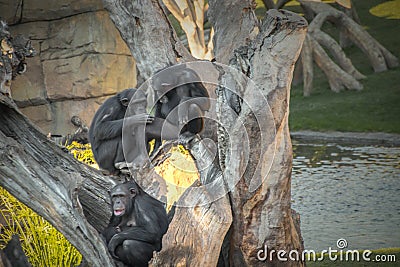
[163,0,213,60]
[209,4,307,264]
[102,0,233,264]
[301,35,314,96]
[0,95,115,266]
[300,0,398,73]
[102,0,193,80]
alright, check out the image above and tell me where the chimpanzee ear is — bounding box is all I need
[121,97,130,106]
[129,187,137,196]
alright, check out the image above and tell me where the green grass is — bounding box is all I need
[306,248,400,267]
[289,67,400,133]
[283,0,400,133]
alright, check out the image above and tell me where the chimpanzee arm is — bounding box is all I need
[102,226,119,244]
[152,102,164,154]
[102,215,122,243]
[95,114,154,141]
[180,96,210,111]
[108,226,160,257]
[94,119,124,140]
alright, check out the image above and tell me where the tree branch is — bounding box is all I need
[102,0,193,79]
[0,95,115,266]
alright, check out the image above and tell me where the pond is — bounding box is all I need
[291,141,400,251]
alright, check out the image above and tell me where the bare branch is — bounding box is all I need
[102,0,193,79]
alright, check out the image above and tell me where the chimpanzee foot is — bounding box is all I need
[115,161,128,169]
[178,132,196,145]
[115,161,130,174]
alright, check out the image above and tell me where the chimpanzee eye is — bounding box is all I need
[121,97,130,106]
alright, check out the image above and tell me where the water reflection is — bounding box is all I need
[291,141,400,251]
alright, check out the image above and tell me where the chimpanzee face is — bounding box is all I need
[118,88,136,107]
[110,183,138,217]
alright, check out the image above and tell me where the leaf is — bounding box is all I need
[336,0,351,9]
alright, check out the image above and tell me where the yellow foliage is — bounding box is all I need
[65,141,99,169]
[154,145,199,211]
[0,187,82,266]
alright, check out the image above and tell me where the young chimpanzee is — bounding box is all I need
[89,88,180,174]
[152,65,210,151]
[102,180,168,267]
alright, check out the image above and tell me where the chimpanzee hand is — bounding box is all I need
[125,114,154,125]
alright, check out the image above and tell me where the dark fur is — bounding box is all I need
[102,181,168,267]
[152,66,210,151]
[89,89,136,174]
[89,88,180,174]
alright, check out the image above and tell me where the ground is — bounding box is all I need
[288,0,400,133]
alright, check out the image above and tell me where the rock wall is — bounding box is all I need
[0,0,136,135]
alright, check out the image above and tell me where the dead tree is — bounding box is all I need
[298,0,398,95]
[168,0,398,95]
[1,1,307,266]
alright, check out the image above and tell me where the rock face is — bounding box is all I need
[0,0,136,135]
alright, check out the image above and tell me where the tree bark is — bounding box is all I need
[163,0,213,60]
[0,95,115,266]
[208,0,258,65]
[209,6,307,265]
[301,35,314,96]
[102,0,193,80]
[311,34,363,92]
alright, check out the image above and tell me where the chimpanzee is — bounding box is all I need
[123,89,151,170]
[102,180,168,267]
[89,88,180,174]
[152,65,210,151]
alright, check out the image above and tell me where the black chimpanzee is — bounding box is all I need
[152,65,210,151]
[89,88,180,174]
[102,180,168,267]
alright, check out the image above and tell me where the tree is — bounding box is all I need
[167,0,399,95]
[297,0,398,95]
[1,1,307,266]
[162,0,214,60]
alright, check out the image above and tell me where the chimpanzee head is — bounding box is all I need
[127,89,147,114]
[117,88,136,107]
[152,65,201,92]
[110,181,139,217]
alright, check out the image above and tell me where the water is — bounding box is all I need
[291,141,400,251]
